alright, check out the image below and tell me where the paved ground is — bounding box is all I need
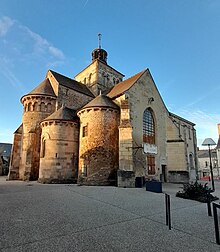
[1,177,220,252]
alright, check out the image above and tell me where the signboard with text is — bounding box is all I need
[143,143,158,154]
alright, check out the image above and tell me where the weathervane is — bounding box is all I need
[98,33,102,49]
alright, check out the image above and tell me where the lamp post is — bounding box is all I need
[202,138,216,191]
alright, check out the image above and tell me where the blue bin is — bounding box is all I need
[146,181,162,193]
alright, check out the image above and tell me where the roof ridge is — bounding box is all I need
[49,70,94,98]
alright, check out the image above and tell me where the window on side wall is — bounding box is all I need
[82,125,88,137]
[147,156,156,175]
[143,108,156,175]
[143,108,155,144]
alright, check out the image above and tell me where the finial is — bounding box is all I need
[99,89,102,96]
[98,33,102,49]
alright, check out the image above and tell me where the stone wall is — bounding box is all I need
[8,127,23,180]
[78,108,119,185]
[19,95,56,180]
[166,114,197,181]
[123,70,167,180]
[75,60,124,96]
[39,120,79,183]
[57,86,93,110]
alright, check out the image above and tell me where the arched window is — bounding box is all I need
[40,102,45,112]
[189,154,194,169]
[40,138,46,158]
[47,103,52,112]
[28,102,32,111]
[33,102,38,111]
[143,108,155,144]
[143,109,156,175]
[88,73,92,84]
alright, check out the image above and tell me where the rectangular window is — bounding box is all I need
[147,156,156,175]
[82,125,88,137]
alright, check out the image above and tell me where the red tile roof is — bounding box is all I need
[107,69,146,99]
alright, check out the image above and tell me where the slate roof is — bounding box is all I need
[107,69,146,99]
[169,112,195,126]
[28,79,56,97]
[81,94,119,110]
[42,106,77,122]
[198,149,217,158]
[50,70,94,97]
[0,143,12,157]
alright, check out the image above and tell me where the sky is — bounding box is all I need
[0,0,220,148]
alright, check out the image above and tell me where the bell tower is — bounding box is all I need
[75,34,124,96]
[91,33,108,64]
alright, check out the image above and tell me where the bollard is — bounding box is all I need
[207,193,212,216]
[213,202,220,245]
[165,193,171,230]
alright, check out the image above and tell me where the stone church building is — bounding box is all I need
[8,45,198,186]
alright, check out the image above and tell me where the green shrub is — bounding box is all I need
[176,181,219,203]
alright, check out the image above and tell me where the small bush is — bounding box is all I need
[176,181,219,203]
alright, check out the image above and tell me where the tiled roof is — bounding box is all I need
[28,78,56,97]
[107,69,146,99]
[50,70,94,97]
[42,106,77,122]
[81,94,119,110]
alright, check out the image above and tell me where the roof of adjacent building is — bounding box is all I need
[0,143,12,157]
[81,94,119,110]
[169,112,195,126]
[50,70,94,97]
[107,69,146,99]
[42,106,77,122]
[198,149,217,158]
[27,78,56,97]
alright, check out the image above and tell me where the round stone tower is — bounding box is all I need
[20,78,56,180]
[77,94,120,185]
[39,106,79,183]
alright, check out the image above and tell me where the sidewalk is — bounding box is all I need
[0,177,220,251]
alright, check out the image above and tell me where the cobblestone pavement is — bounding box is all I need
[1,177,220,252]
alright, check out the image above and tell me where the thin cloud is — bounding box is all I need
[19,24,65,60]
[0,57,25,93]
[0,16,66,91]
[83,0,89,8]
[0,16,14,37]
[181,85,220,109]
[177,109,220,147]
[48,46,65,60]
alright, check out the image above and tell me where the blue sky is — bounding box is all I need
[0,0,220,148]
